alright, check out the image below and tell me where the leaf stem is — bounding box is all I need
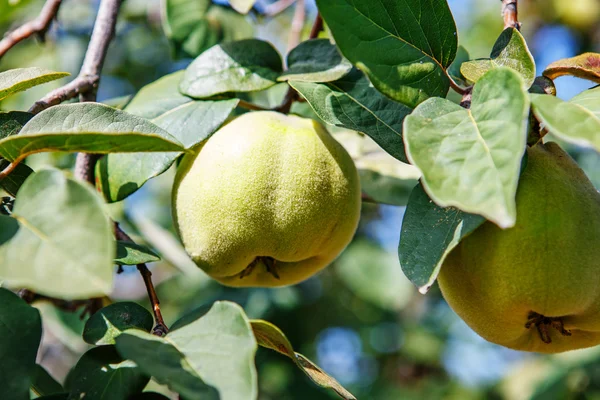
[501,0,521,30]
[0,0,63,60]
[114,222,169,336]
[447,73,469,95]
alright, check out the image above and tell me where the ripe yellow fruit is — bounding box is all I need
[438,142,600,353]
[172,111,361,287]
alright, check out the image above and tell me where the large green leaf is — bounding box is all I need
[0,67,69,101]
[117,301,256,400]
[0,288,42,400]
[531,87,600,152]
[65,346,149,400]
[398,183,485,293]
[83,302,154,345]
[404,68,529,228]
[116,330,218,400]
[316,0,457,107]
[290,69,412,163]
[251,320,356,400]
[461,28,536,87]
[279,39,353,83]
[0,103,184,163]
[97,95,237,202]
[543,52,600,83]
[180,39,283,99]
[0,169,114,299]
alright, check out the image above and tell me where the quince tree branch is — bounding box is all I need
[502,0,521,30]
[0,0,63,60]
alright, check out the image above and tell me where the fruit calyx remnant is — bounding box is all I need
[239,256,280,280]
[525,311,572,344]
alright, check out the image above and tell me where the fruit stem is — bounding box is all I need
[525,311,572,344]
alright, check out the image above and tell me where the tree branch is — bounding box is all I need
[28,0,123,115]
[114,222,169,336]
[501,0,521,30]
[309,13,323,39]
[287,0,305,51]
[0,0,63,60]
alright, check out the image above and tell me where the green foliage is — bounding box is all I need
[0,67,68,101]
[317,0,457,107]
[0,169,114,299]
[83,302,154,345]
[115,241,160,266]
[404,68,529,228]
[0,288,42,400]
[279,39,353,83]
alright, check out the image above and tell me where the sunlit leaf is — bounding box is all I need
[316,0,457,107]
[0,67,69,100]
[251,320,356,400]
[543,52,600,83]
[0,169,114,299]
[461,28,535,87]
[404,68,529,228]
[0,288,42,400]
[398,183,485,293]
[279,39,352,83]
[229,0,256,14]
[531,87,600,152]
[180,39,283,98]
[0,103,184,163]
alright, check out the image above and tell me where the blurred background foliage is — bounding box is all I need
[1,0,600,399]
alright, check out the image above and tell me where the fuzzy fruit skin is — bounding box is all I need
[438,142,600,353]
[172,111,361,287]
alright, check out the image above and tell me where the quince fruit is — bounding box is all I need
[438,142,600,353]
[172,111,361,287]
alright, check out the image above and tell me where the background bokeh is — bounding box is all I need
[1,0,600,398]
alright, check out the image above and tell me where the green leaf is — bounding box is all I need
[543,52,600,83]
[279,39,353,83]
[447,46,470,86]
[162,0,213,58]
[290,69,412,163]
[359,169,418,206]
[129,393,171,400]
[0,67,69,101]
[251,320,356,400]
[117,301,256,400]
[404,68,529,228]
[0,103,184,163]
[316,0,457,107]
[0,111,32,138]
[531,87,600,152]
[180,39,283,99]
[398,183,485,293]
[0,161,33,197]
[460,28,536,87]
[337,240,414,310]
[116,330,218,400]
[97,98,237,202]
[229,0,256,14]
[83,302,154,345]
[0,288,42,400]
[31,365,64,397]
[0,169,114,299]
[115,241,160,266]
[65,346,149,400]
[124,71,191,119]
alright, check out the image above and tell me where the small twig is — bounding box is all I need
[29,0,123,115]
[0,0,63,60]
[237,99,271,111]
[501,0,521,30]
[114,222,168,336]
[263,0,296,17]
[448,75,469,95]
[287,0,305,51]
[309,14,323,39]
[18,289,103,318]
